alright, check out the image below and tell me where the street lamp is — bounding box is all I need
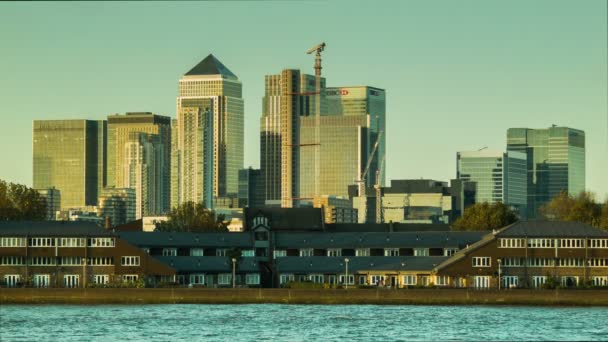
[344,258,350,290]
[497,258,502,290]
[231,258,237,289]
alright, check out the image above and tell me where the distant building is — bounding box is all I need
[98,188,136,226]
[35,187,60,221]
[56,206,103,224]
[507,126,585,218]
[312,195,358,224]
[172,54,243,209]
[457,150,527,217]
[107,112,171,215]
[351,179,474,224]
[238,168,264,209]
[260,72,386,208]
[33,120,106,209]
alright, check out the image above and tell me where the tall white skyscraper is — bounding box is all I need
[172,54,244,209]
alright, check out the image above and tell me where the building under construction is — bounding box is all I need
[259,43,386,209]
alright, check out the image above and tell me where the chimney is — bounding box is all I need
[104,217,112,230]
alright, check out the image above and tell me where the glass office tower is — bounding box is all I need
[33,120,106,209]
[173,54,244,209]
[507,126,585,218]
[107,112,171,214]
[457,150,527,216]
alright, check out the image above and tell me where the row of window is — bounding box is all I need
[499,238,608,249]
[187,273,260,286]
[475,257,608,268]
[1,237,115,248]
[2,274,138,288]
[0,256,136,267]
[152,247,459,258]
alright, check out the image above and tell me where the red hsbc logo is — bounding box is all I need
[340,89,349,95]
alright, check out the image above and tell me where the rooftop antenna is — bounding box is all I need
[477,146,488,151]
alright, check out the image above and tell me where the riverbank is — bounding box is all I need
[2,288,608,305]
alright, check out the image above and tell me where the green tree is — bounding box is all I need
[156,201,228,232]
[539,191,602,227]
[0,179,46,221]
[452,202,518,231]
[598,201,608,230]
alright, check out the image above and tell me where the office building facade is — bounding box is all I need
[34,187,61,221]
[98,187,136,227]
[173,54,244,209]
[507,126,585,218]
[457,150,527,216]
[238,168,264,209]
[107,113,171,215]
[33,120,106,209]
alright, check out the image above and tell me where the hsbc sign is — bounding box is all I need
[326,89,349,96]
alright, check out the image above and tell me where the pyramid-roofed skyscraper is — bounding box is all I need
[171,54,244,209]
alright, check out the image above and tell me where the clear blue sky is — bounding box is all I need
[1,0,606,199]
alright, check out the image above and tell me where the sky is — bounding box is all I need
[0,0,606,200]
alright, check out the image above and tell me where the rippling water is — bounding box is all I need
[1,304,607,341]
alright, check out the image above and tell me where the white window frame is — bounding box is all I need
[561,276,579,287]
[384,248,399,257]
[502,276,519,289]
[4,274,21,288]
[64,274,80,288]
[273,250,287,258]
[308,274,324,284]
[414,248,429,257]
[355,248,370,256]
[218,273,232,285]
[592,276,608,286]
[89,238,115,248]
[121,256,140,266]
[588,258,608,267]
[589,239,608,248]
[532,276,547,288]
[498,238,526,248]
[338,274,355,285]
[0,237,26,247]
[527,258,554,267]
[443,248,458,256]
[190,248,204,256]
[559,239,584,248]
[93,275,109,285]
[246,273,260,285]
[0,256,26,266]
[327,248,342,257]
[280,274,294,285]
[87,257,113,266]
[241,250,255,257]
[473,276,490,289]
[216,249,228,257]
[29,237,56,247]
[472,257,491,267]
[402,275,417,286]
[33,274,50,288]
[122,274,139,283]
[29,256,56,266]
[370,275,385,285]
[58,238,86,247]
[189,274,206,285]
[435,275,450,286]
[299,248,314,257]
[162,248,177,256]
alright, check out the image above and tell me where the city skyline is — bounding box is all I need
[1,1,606,200]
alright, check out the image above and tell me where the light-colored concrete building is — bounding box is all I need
[172,54,244,209]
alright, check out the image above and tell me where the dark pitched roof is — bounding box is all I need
[325,223,451,233]
[275,256,448,273]
[184,54,237,78]
[0,221,111,236]
[244,208,324,231]
[118,231,253,248]
[274,231,486,249]
[154,256,260,272]
[496,221,608,238]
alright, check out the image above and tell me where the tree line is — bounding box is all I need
[453,191,608,231]
[0,180,46,221]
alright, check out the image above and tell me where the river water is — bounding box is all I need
[1,304,606,341]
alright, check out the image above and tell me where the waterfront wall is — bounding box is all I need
[2,288,608,305]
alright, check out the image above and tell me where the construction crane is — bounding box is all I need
[307,42,326,117]
[356,130,384,223]
[375,155,385,223]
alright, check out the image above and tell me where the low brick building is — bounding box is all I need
[0,221,174,288]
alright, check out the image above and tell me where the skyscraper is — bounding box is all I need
[173,54,244,209]
[260,73,385,208]
[260,69,324,207]
[124,132,165,219]
[106,112,171,214]
[457,150,527,216]
[33,120,106,209]
[300,86,386,200]
[507,126,585,218]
